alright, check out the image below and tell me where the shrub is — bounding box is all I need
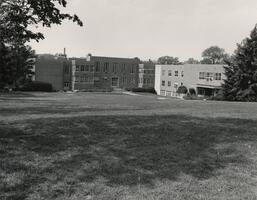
[19,81,53,92]
[177,86,188,94]
[129,87,156,94]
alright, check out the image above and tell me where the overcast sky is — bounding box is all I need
[30,0,257,61]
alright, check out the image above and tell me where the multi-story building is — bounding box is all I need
[138,61,155,89]
[155,64,225,97]
[35,53,140,91]
[35,54,69,91]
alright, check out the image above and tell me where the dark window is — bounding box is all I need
[104,62,109,73]
[81,65,85,71]
[90,65,94,72]
[85,65,89,71]
[76,65,80,71]
[95,62,101,72]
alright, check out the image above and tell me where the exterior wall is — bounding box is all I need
[138,62,155,89]
[155,64,225,97]
[70,55,140,91]
[35,55,69,91]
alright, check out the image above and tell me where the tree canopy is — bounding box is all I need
[157,56,181,65]
[223,25,257,101]
[185,58,200,64]
[0,0,83,44]
[201,46,228,64]
[0,0,83,89]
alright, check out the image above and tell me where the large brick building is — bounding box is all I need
[35,54,140,91]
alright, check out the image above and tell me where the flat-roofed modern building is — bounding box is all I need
[155,64,225,97]
[35,54,140,91]
[138,61,155,89]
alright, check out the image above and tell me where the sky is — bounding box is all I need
[29,0,257,61]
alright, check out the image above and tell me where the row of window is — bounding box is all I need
[74,75,136,84]
[139,69,155,74]
[75,62,137,74]
[199,72,222,80]
[162,70,184,77]
[139,78,154,84]
[162,80,183,87]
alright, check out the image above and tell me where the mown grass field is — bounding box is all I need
[0,92,257,200]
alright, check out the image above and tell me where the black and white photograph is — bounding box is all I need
[0,0,257,199]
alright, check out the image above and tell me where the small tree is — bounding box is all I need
[177,86,188,94]
[223,25,257,101]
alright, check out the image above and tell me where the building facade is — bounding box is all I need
[35,54,140,91]
[35,54,69,91]
[155,64,225,97]
[138,61,155,89]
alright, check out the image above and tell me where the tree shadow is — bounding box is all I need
[0,115,256,199]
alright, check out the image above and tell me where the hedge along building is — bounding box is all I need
[35,53,140,91]
[154,64,225,97]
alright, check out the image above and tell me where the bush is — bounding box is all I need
[19,81,53,92]
[128,87,156,94]
[177,86,188,94]
[189,88,196,95]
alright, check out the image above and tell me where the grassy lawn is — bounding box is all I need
[0,92,257,199]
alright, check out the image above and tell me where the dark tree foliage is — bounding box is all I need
[201,46,229,64]
[0,0,83,44]
[0,45,35,88]
[185,58,200,64]
[0,0,83,88]
[157,56,181,65]
[223,25,257,101]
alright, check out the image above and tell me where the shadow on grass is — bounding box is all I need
[0,115,256,199]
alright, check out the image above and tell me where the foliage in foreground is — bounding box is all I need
[0,0,83,89]
[223,25,257,102]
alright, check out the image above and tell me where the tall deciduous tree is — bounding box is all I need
[157,56,181,65]
[0,0,83,88]
[223,25,257,101]
[201,46,228,64]
[185,58,200,64]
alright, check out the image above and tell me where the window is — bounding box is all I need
[168,81,171,87]
[76,65,80,71]
[122,64,126,72]
[95,62,101,72]
[215,73,221,80]
[143,78,146,84]
[175,71,178,76]
[162,70,165,76]
[81,65,85,71]
[131,65,135,74]
[199,72,205,79]
[64,65,69,74]
[85,65,90,72]
[112,63,118,73]
[181,82,183,86]
[168,70,172,76]
[80,75,84,82]
[103,62,109,73]
[75,75,79,82]
[64,82,69,87]
[90,65,94,72]
[181,71,184,77]
[162,80,165,86]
